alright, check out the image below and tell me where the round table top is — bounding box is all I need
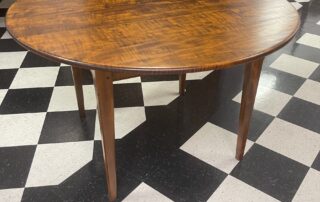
[6,0,300,73]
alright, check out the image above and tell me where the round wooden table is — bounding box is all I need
[6,0,299,201]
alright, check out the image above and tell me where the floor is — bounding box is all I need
[0,0,319,201]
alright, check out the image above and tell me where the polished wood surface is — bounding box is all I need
[71,66,86,119]
[179,74,186,95]
[236,58,263,160]
[94,70,117,201]
[6,0,299,73]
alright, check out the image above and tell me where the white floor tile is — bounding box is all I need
[270,54,319,78]
[26,141,94,187]
[257,118,320,166]
[114,76,141,84]
[0,51,28,69]
[1,31,12,39]
[94,113,101,140]
[95,107,146,140]
[123,183,173,202]
[297,33,320,49]
[0,89,7,105]
[48,85,96,112]
[291,2,303,10]
[0,188,24,202]
[292,169,320,202]
[142,81,179,106]
[0,113,46,147]
[295,0,310,2]
[180,123,253,174]
[186,70,213,80]
[10,67,60,89]
[294,79,320,105]
[259,71,278,90]
[208,176,279,202]
[233,86,292,116]
[60,63,70,67]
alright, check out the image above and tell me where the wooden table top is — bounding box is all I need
[6,0,299,73]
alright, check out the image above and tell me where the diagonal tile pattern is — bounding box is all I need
[294,79,320,105]
[181,123,254,174]
[0,0,319,201]
[0,188,24,202]
[233,86,292,116]
[25,141,94,187]
[122,183,172,202]
[269,53,319,78]
[292,168,320,202]
[0,113,46,147]
[297,33,320,49]
[256,118,320,166]
[207,176,280,202]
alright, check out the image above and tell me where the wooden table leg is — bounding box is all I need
[71,66,86,119]
[179,73,186,95]
[236,58,263,160]
[93,70,117,201]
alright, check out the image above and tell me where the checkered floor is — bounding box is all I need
[0,0,320,201]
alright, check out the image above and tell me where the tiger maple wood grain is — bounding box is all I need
[6,0,299,73]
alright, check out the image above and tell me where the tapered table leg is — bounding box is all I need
[236,58,263,160]
[94,70,117,201]
[179,73,186,95]
[71,66,86,119]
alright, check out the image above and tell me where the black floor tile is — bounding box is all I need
[114,83,144,108]
[145,150,227,202]
[260,68,306,95]
[145,105,170,121]
[231,144,309,202]
[0,8,7,17]
[143,71,225,149]
[0,69,17,89]
[0,39,26,52]
[311,151,320,172]
[144,104,206,148]
[292,41,320,64]
[0,146,36,189]
[0,88,53,114]
[20,52,60,68]
[39,110,96,144]
[157,68,249,145]
[208,101,273,141]
[22,141,141,202]
[204,66,244,100]
[116,123,173,180]
[0,27,5,37]
[278,97,320,134]
[55,66,93,86]
[309,67,320,83]
[22,186,66,202]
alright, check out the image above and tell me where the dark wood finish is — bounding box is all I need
[94,70,117,201]
[6,0,299,73]
[179,74,186,95]
[236,58,263,160]
[71,66,86,119]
